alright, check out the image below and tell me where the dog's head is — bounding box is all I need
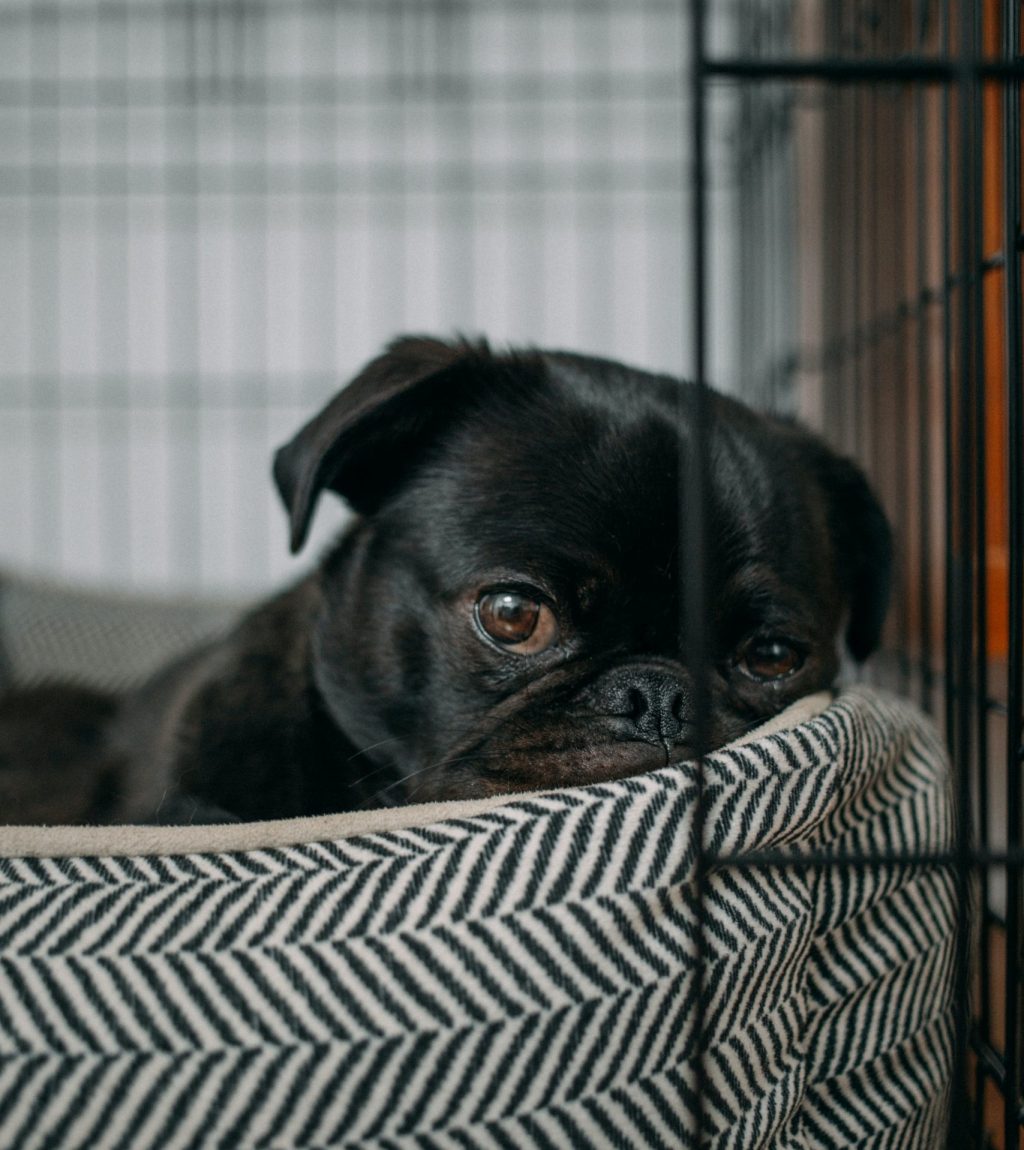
[274,336,891,803]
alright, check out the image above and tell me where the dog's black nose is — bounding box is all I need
[590,666,693,745]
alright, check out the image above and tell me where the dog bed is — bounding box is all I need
[0,570,246,693]
[0,576,955,1148]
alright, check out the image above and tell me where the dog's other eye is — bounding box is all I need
[738,637,803,681]
[475,591,558,654]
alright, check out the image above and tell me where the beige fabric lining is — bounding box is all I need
[0,691,832,859]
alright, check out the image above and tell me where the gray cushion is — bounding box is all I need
[0,570,246,693]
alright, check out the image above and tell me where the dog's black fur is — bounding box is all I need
[1,337,892,824]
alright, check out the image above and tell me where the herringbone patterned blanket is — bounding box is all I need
[0,686,954,1148]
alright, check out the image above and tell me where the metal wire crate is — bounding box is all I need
[697,2,1023,1145]
[0,0,1020,1146]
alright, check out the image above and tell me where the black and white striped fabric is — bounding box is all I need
[0,687,955,1149]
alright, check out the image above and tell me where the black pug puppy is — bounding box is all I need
[2,337,891,824]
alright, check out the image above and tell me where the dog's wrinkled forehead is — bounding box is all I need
[385,355,801,603]
[407,385,680,575]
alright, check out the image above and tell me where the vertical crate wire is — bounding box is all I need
[1000,2,1023,1142]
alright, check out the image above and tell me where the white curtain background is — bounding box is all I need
[0,0,751,594]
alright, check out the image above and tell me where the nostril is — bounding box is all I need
[670,692,684,722]
[627,687,649,721]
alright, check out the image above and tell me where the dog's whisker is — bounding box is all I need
[346,735,408,763]
[349,764,398,789]
[361,750,506,807]
[347,726,495,788]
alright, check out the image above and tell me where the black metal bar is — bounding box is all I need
[865,46,878,612]
[822,2,840,447]
[941,0,957,829]
[888,54,914,697]
[972,8,993,1138]
[0,840,991,871]
[702,56,1024,83]
[915,1,933,715]
[1002,2,1024,1142]
[951,2,978,1143]
[972,0,990,934]
[687,0,709,1141]
[849,67,862,467]
[710,847,1024,869]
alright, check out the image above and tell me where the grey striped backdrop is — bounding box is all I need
[0,0,748,596]
[0,687,955,1148]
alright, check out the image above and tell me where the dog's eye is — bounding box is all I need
[738,637,803,681]
[475,591,558,654]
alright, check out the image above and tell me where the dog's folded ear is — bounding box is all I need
[816,451,893,661]
[274,335,491,552]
